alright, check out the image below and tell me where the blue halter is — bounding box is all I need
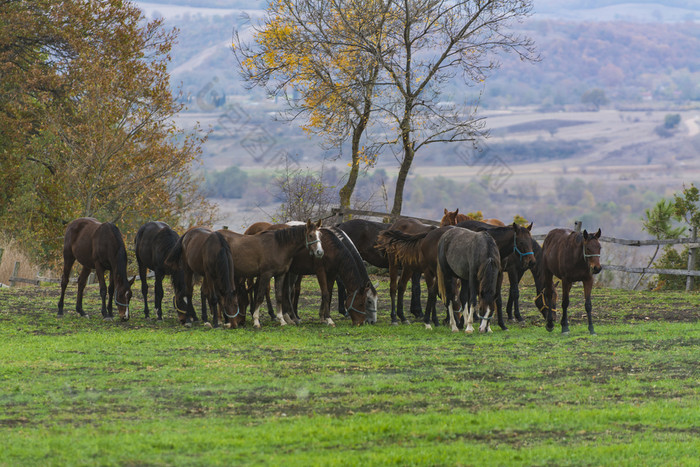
[513,233,534,261]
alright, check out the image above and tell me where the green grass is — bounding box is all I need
[0,279,698,466]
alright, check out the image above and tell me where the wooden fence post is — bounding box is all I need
[574,221,582,233]
[686,226,697,292]
[0,248,4,269]
[9,261,20,287]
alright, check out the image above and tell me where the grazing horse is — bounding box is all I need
[441,208,505,227]
[455,220,536,330]
[285,227,378,326]
[437,228,501,333]
[376,226,461,328]
[58,218,135,320]
[164,227,240,328]
[541,228,602,335]
[134,221,187,320]
[377,218,436,324]
[219,220,324,328]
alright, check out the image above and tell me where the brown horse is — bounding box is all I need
[58,218,135,320]
[164,227,240,328]
[378,218,436,324]
[441,208,505,227]
[541,228,602,335]
[219,220,324,328]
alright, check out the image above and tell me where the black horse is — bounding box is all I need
[134,221,187,320]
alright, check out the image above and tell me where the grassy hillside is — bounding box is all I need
[0,279,698,465]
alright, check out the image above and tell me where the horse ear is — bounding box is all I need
[527,223,533,231]
[306,218,312,229]
[595,228,601,239]
[444,208,449,215]
[583,229,589,240]
[129,276,136,287]
[512,222,519,231]
[316,218,323,228]
[454,208,459,215]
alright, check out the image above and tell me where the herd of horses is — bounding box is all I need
[56,209,603,335]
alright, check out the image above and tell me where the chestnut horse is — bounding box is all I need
[164,227,240,328]
[541,228,602,335]
[441,208,505,227]
[134,221,187,320]
[58,218,135,320]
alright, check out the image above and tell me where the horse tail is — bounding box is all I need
[214,232,235,296]
[376,230,428,268]
[436,239,450,305]
[478,257,500,305]
[164,234,185,272]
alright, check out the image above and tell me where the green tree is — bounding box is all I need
[581,88,608,110]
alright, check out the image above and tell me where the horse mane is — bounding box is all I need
[376,229,429,268]
[273,224,306,246]
[105,222,129,282]
[320,228,364,290]
[329,227,373,292]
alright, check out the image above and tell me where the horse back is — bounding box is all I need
[337,219,391,268]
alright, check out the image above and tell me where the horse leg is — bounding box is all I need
[410,270,423,319]
[443,271,460,333]
[316,271,334,326]
[543,270,556,332]
[274,274,295,326]
[389,262,399,324]
[583,278,596,335]
[94,266,110,319]
[496,271,508,331]
[293,273,302,324]
[200,285,208,323]
[138,260,149,319]
[336,279,349,317]
[423,272,438,328]
[154,272,164,320]
[560,280,572,335]
[57,249,75,317]
[252,275,271,328]
[107,272,115,318]
[280,273,297,325]
[466,274,478,334]
[397,268,412,324]
[75,266,92,318]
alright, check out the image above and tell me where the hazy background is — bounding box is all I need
[133,0,700,242]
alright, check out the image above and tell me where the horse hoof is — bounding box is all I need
[391,321,399,326]
[425,324,432,330]
[184,322,192,328]
[203,322,212,329]
[254,324,261,329]
[402,320,411,325]
[589,330,597,336]
[546,325,554,332]
[562,330,570,336]
[57,313,64,318]
[103,316,113,321]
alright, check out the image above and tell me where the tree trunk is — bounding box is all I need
[338,120,365,210]
[391,112,414,216]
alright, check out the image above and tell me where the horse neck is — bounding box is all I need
[111,245,130,289]
[331,231,366,291]
[275,225,309,256]
[489,227,514,258]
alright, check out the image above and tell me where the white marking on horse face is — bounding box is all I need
[312,230,324,258]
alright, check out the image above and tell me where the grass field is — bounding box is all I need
[1,278,698,466]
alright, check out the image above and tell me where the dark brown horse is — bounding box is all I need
[455,219,536,330]
[541,228,602,335]
[164,227,240,328]
[285,227,378,326]
[134,221,187,320]
[441,208,505,227]
[219,220,324,328]
[377,226,460,328]
[377,218,436,324]
[58,218,135,320]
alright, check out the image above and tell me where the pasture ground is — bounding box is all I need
[0,277,698,466]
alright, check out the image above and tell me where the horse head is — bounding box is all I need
[115,276,136,321]
[440,208,461,227]
[222,290,243,329]
[363,282,379,325]
[513,222,536,268]
[305,219,324,258]
[345,285,373,326]
[582,228,602,275]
